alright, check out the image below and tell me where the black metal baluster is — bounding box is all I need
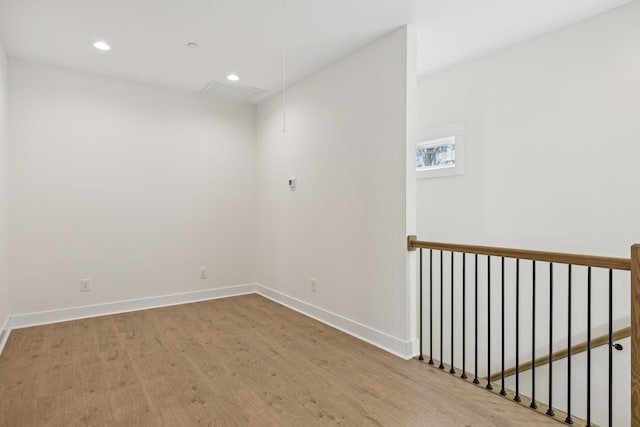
[419,249,424,361]
[500,257,506,395]
[429,250,434,365]
[473,254,479,385]
[546,263,555,417]
[565,265,573,424]
[462,254,467,379]
[450,252,455,374]
[514,259,521,402]
[531,260,537,409]
[587,267,591,426]
[608,269,613,427]
[486,256,493,390]
[439,251,444,370]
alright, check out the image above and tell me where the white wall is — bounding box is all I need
[417,1,640,258]
[0,41,9,337]
[8,60,256,315]
[255,26,416,355]
[504,336,630,427]
[416,4,639,426]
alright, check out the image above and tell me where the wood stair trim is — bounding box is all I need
[416,357,598,427]
[407,238,631,271]
[488,326,631,382]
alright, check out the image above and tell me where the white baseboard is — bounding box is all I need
[256,285,417,359]
[9,283,258,330]
[0,315,11,355]
[5,283,416,360]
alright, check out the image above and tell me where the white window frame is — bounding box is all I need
[416,122,465,179]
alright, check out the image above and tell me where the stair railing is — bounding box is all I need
[407,236,639,427]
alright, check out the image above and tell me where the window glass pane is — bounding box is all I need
[416,137,456,171]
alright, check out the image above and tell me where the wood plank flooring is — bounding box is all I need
[0,294,560,426]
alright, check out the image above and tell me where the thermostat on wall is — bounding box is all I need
[288,177,296,191]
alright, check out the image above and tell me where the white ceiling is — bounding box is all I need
[0,0,633,99]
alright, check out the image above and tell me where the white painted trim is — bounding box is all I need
[256,284,418,360]
[5,283,416,361]
[0,315,11,355]
[9,283,258,329]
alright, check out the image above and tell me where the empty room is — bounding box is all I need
[0,0,639,426]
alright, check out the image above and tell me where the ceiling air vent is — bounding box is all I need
[199,80,267,104]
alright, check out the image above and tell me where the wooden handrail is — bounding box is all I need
[488,327,631,382]
[407,236,631,271]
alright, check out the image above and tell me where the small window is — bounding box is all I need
[416,122,465,179]
[416,136,456,171]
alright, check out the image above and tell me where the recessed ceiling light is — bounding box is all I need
[226,74,240,82]
[187,42,199,48]
[93,41,111,51]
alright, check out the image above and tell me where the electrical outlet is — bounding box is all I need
[310,278,316,293]
[200,267,207,279]
[80,279,91,292]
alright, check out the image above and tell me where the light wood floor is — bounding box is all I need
[0,294,560,426]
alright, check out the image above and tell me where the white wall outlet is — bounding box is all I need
[200,267,207,279]
[310,278,316,292]
[80,279,90,292]
[288,177,296,191]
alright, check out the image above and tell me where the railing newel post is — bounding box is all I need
[631,245,640,427]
